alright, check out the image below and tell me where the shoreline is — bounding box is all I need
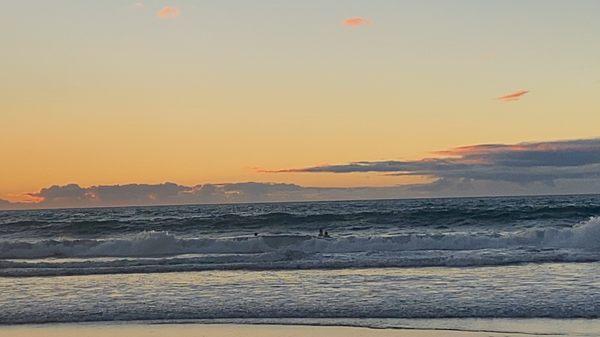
[0,322,569,337]
[1,318,599,337]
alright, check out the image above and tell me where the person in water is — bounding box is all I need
[318,229,324,237]
[324,231,330,238]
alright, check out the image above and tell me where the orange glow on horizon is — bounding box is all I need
[2,2,600,203]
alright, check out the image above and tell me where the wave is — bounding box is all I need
[1,217,600,276]
[3,202,600,237]
[2,216,600,259]
[2,249,600,277]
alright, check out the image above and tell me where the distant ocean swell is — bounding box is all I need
[3,203,600,237]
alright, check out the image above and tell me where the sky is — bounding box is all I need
[1,1,600,209]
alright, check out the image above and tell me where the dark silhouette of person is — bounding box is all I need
[324,231,330,238]
[318,228,324,237]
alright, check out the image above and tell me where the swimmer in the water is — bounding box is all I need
[318,228,324,237]
[324,231,330,238]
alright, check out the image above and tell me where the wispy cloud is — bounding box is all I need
[157,6,180,19]
[268,138,600,185]
[343,17,370,27]
[498,90,529,102]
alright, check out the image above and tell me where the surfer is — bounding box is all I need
[318,228,324,237]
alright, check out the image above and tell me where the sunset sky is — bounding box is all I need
[2,1,600,208]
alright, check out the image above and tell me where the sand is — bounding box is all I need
[0,323,572,337]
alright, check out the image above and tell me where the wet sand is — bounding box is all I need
[0,323,571,337]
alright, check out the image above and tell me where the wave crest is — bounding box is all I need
[2,217,600,260]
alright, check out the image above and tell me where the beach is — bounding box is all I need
[2,321,599,337]
[0,324,526,337]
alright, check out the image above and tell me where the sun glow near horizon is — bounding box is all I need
[2,1,600,206]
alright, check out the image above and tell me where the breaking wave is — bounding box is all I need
[3,216,600,259]
[2,217,600,277]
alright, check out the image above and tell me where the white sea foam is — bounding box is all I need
[2,217,599,259]
[1,217,600,276]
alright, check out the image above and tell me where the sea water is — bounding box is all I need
[1,195,600,332]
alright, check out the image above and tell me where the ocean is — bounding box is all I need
[1,195,600,328]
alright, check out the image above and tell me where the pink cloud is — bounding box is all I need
[157,6,180,19]
[343,17,370,27]
[498,90,529,102]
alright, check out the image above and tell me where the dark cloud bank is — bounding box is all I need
[2,138,600,210]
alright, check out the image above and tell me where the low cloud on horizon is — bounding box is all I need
[2,138,600,210]
[0,182,421,210]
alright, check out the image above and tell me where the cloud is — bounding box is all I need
[27,184,90,205]
[0,181,468,210]
[157,6,180,19]
[3,175,600,211]
[3,138,600,210]
[343,17,370,27]
[25,183,188,208]
[270,138,600,185]
[1,182,352,210]
[498,90,529,101]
